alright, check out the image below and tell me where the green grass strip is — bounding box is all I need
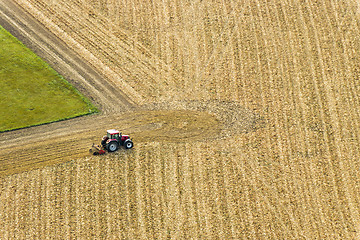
[0,25,98,132]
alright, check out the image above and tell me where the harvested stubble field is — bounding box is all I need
[1,0,360,239]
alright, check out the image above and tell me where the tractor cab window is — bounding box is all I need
[107,131,119,139]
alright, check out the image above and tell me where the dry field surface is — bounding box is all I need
[1,0,360,239]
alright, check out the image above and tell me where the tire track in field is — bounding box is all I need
[123,151,137,239]
[293,2,337,237]
[319,0,360,232]
[209,144,233,239]
[330,0,360,165]
[24,0,144,105]
[268,1,310,238]
[181,143,200,238]
[199,0,247,100]
[206,145,226,238]
[243,6,282,236]
[103,156,115,237]
[28,171,39,237]
[247,5,288,237]
[143,150,156,239]
[219,139,241,238]
[303,0,360,237]
[330,0,360,216]
[256,1,324,238]
[230,0,257,109]
[151,143,166,239]
[62,164,71,239]
[283,2,325,237]
[280,1,324,236]
[28,0,186,103]
[180,144,203,239]
[228,0,249,103]
[133,149,146,239]
[248,2,294,235]
[297,0,345,235]
[193,143,213,239]
[289,1,359,237]
[187,144,204,239]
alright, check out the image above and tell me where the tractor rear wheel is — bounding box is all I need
[107,141,119,152]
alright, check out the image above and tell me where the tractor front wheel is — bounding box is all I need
[107,141,119,152]
[124,140,133,149]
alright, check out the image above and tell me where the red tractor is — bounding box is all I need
[90,129,133,155]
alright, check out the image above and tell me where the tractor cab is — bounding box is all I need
[107,129,121,141]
